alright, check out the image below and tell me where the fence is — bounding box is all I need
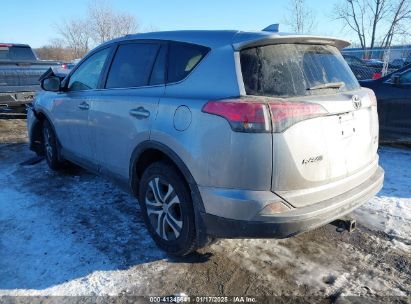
[342,45,411,80]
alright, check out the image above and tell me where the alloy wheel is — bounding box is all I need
[44,127,53,161]
[145,177,183,241]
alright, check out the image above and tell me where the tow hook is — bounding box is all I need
[331,218,357,233]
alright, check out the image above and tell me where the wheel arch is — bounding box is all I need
[129,141,204,210]
[29,109,50,155]
[129,140,209,247]
[30,109,63,159]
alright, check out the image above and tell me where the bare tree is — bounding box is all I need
[35,38,82,61]
[368,0,389,49]
[55,0,139,57]
[88,0,138,44]
[284,0,316,34]
[56,19,91,58]
[334,0,369,50]
[113,13,139,37]
[381,0,411,48]
[334,0,410,51]
[381,0,411,75]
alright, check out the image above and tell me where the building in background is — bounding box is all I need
[342,45,411,62]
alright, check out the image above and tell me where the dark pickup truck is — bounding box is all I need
[0,43,61,112]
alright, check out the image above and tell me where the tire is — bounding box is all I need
[138,161,197,256]
[42,120,64,171]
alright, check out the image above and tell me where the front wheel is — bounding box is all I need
[43,120,65,171]
[138,162,197,256]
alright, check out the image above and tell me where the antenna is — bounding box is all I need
[262,24,280,33]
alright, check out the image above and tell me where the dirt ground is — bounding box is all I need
[0,117,410,303]
[0,114,28,144]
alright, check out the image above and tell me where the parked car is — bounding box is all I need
[363,58,397,74]
[61,59,81,72]
[27,30,384,255]
[390,58,406,69]
[360,65,411,142]
[364,58,384,67]
[0,43,61,112]
[343,54,381,80]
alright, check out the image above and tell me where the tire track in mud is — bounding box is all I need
[130,225,410,297]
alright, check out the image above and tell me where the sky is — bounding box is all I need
[0,0,352,48]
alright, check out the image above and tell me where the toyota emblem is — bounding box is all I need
[352,95,362,110]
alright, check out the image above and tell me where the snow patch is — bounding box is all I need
[354,146,411,248]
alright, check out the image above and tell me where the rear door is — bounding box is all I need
[240,43,379,207]
[90,41,166,179]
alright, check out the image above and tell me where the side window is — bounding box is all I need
[167,42,209,83]
[401,70,411,84]
[106,43,160,89]
[68,48,111,91]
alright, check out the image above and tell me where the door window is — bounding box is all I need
[106,43,160,89]
[68,47,111,91]
[149,45,167,86]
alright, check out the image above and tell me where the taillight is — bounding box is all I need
[373,72,382,79]
[367,90,377,107]
[269,101,328,132]
[202,99,328,133]
[202,100,271,132]
[61,64,67,70]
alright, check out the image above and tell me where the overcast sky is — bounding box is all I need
[1,0,357,48]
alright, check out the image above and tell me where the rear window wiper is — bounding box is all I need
[307,82,345,91]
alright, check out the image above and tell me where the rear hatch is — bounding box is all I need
[240,42,379,207]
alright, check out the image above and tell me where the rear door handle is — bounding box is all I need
[78,101,90,110]
[129,107,150,119]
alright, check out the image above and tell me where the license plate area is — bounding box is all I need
[339,112,356,138]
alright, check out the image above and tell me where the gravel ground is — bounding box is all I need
[0,118,410,302]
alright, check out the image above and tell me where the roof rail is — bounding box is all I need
[262,24,280,33]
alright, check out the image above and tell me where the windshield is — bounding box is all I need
[240,44,360,98]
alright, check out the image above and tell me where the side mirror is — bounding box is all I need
[391,74,401,86]
[41,76,61,92]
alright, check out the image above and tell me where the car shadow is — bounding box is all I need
[0,113,27,120]
[0,144,211,291]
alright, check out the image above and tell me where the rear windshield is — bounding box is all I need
[240,44,360,98]
[0,46,36,61]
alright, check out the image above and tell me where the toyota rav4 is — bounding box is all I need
[27,29,384,255]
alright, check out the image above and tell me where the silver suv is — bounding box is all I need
[27,29,384,255]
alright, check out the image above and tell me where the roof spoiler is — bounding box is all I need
[233,35,351,51]
[262,24,280,33]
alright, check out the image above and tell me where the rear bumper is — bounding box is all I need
[201,166,384,238]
